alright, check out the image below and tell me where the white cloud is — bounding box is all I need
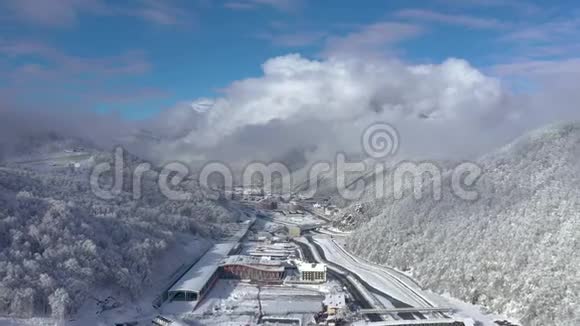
[191,98,215,113]
[152,54,522,163]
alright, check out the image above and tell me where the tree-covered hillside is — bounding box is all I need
[0,140,234,319]
[346,122,580,326]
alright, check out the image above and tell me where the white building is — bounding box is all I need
[324,206,339,217]
[324,293,347,317]
[296,261,327,283]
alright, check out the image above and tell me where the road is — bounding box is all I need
[293,238,384,322]
[304,236,429,321]
[253,206,458,323]
[312,235,435,309]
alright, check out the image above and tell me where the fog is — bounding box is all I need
[0,105,132,160]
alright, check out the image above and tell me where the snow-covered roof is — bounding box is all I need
[223,255,282,267]
[222,255,285,272]
[324,293,346,308]
[167,219,255,295]
[168,242,235,294]
[296,261,326,272]
[248,250,290,257]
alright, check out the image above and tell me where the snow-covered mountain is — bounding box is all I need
[345,122,580,325]
[0,136,235,319]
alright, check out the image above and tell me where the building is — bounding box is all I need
[165,242,235,305]
[324,293,347,323]
[152,315,174,326]
[296,261,327,283]
[287,210,304,217]
[162,219,255,310]
[324,206,339,217]
[220,255,286,282]
[249,243,296,260]
[286,225,301,238]
[255,231,272,242]
[276,200,303,211]
[324,293,346,314]
[243,185,264,196]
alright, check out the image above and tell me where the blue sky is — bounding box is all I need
[1,0,579,120]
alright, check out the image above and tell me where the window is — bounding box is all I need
[171,292,186,302]
[171,291,198,302]
[186,292,198,301]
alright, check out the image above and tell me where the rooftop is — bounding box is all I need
[223,255,283,267]
[168,242,236,294]
[296,261,326,272]
[222,255,285,272]
[324,293,347,309]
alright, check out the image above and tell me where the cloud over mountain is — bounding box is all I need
[149,54,517,165]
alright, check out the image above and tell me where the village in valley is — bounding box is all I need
[107,185,479,326]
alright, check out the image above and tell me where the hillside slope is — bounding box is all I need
[0,137,235,319]
[346,122,580,325]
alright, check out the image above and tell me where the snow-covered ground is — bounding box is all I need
[439,294,520,326]
[269,211,325,227]
[177,279,343,325]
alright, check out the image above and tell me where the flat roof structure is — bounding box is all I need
[222,255,285,271]
[221,255,286,282]
[165,218,255,306]
[249,250,291,257]
[324,293,346,309]
[168,242,235,295]
[296,261,326,273]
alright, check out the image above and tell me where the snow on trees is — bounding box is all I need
[344,123,580,326]
[0,151,234,318]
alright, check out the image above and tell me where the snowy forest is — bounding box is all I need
[345,122,580,326]
[0,138,234,319]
